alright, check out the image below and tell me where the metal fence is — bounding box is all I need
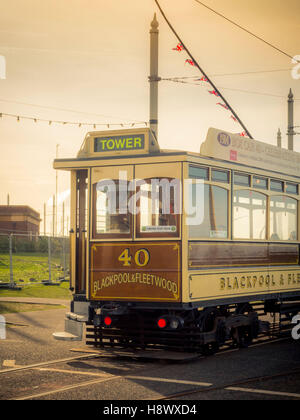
[0,233,70,288]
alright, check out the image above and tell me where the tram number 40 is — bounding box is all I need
[118,248,150,267]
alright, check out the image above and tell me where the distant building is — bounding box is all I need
[0,206,41,236]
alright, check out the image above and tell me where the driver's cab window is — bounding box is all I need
[92,166,133,239]
[95,180,130,235]
[136,178,180,237]
[135,162,182,238]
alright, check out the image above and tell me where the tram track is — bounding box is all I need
[157,367,300,400]
[0,334,289,376]
[0,353,100,375]
[1,334,294,400]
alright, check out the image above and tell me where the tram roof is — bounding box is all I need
[53,127,300,180]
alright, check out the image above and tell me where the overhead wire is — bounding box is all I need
[0,98,146,124]
[154,0,253,138]
[192,0,299,63]
[163,68,292,79]
[0,112,148,128]
[162,78,300,100]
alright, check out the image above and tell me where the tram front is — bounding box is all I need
[53,128,189,351]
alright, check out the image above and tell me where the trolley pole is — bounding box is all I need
[149,13,160,140]
[288,89,295,151]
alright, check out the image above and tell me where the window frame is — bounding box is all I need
[232,189,267,240]
[189,165,209,180]
[253,176,268,190]
[233,172,251,187]
[211,168,230,184]
[136,177,181,239]
[92,180,134,240]
[187,181,230,240]
[270,179,284,192]
[286,182,298,195]
[269,194,298,241]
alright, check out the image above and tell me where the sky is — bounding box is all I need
[0,0,299,234]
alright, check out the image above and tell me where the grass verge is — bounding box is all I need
[0,282,72,300]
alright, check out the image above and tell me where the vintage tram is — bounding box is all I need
[53,126,300,354]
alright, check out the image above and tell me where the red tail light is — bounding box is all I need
[157,318,167,329]
[104,316,112,326]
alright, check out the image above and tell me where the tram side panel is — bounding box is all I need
[187,241,300,306]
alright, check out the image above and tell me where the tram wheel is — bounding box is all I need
[233,303,258,348]
[198,307,222,356]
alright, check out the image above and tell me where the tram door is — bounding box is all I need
[71,169,88,295]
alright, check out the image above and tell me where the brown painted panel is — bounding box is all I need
[90,242,181,302]
[189,242,299,268]
[269,244,299,265]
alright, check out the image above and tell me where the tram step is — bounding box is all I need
[53,331,82,341]
[53,317,84,341]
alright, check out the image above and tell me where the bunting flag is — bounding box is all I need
[170,40,249,135]
[196,76,209,82]
[172,43,185,52]
[185,59,196,66]
[208,90,220,97]
[216,102,229,110]
[238,131,247,137]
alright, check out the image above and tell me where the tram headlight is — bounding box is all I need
[169,318,180,329]
[157,316,184,330]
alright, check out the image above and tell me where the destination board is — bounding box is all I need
[94,134,145,153]
[76,128,160,158]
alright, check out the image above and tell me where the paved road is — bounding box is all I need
[1,305,300,401]
[0,304,74,368]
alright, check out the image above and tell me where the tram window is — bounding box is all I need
[234,173,250,186]
[270,196,297,241]
[270,179,284,192]
[286,183,298,195]
[93,180,132,237]
[253,176,268,190]
[211,169,229,183]
[188,185,228,239]
[136,178,180,237]
[189,166,209,180]
[233,190,267,240]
